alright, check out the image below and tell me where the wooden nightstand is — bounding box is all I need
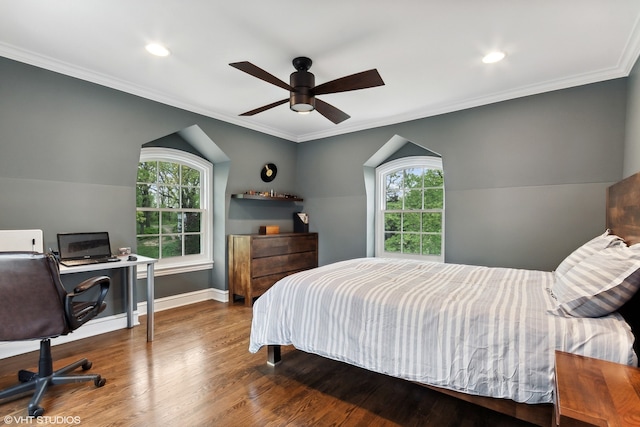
[554,350,640,426]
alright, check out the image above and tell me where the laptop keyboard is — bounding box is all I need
[60,257,119,267]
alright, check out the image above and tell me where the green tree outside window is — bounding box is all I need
[136,160,204,260]
[380,161,444,258]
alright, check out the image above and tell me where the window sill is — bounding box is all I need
[376,253,444,263]
[137,260,214,279]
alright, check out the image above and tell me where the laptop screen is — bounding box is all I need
[57,232,112,260]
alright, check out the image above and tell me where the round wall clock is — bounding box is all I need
[261,163,277,182]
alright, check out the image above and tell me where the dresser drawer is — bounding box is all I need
[252,252,317,278]
[251,268,312,296]
[250,272,290,295]
[252,235,317,257]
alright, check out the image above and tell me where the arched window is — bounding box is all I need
[375,156,444,262]
[136,147,213,275]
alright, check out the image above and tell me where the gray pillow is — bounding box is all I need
[550,244,640,317]
[554,230,624,279]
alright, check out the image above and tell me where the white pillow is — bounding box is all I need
[554,230,624,279]
[550,243,640,317]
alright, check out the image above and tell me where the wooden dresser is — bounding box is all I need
[228,232,318,306]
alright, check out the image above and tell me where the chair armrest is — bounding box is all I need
[72,276,110,295]
[65,275,110,330]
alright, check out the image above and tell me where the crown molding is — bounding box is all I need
[1,38,638,144]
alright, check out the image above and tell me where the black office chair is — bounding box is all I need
[0,252,110,416]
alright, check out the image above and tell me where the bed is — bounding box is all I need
[249,172,640,426]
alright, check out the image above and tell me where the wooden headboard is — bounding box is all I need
[607,172,640,358]
[607,172,640,246]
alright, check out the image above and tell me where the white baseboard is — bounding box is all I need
[0,313,134,360]
[137,287,228,316]
[0,288,229,360]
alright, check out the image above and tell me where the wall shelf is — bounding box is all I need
[231,194,303,202]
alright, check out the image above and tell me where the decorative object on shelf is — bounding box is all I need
[261,163,277,182]
[231,193,303,202]
[294,212,309,233]
[259,225,280,235]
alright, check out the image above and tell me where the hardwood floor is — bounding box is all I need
[0,301,539,426]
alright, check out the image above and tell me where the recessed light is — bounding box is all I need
[145,43,170,57]
[482,51,506,64]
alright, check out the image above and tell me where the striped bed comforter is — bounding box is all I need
[249,257,637,404]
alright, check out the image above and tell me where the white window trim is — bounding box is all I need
[375,156,444,262]
[137,147,213,278]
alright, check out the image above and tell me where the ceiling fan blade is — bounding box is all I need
[230,61,293,91]
[240,99,289,116]
[314,98,351,124]
[313,69,384,95]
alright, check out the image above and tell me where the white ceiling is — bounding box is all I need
[2,1,640,142]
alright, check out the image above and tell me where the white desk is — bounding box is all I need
[58,255,158,341]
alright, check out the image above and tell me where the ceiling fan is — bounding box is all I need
[229,57,384,124]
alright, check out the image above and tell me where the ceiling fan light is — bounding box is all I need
[291,103,315,113]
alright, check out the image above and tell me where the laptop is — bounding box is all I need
[57,232,120,267]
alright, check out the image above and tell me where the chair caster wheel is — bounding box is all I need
[18,370,36,382]
[29,406,45,417]
[82,361,92,370]
[95,376,106,387]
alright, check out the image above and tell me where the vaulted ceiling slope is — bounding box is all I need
[1,1,639,142]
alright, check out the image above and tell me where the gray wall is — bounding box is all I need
[297,79,628,271]
[0,52,638,316]
[0,57,301,314]
[625,57,640,178]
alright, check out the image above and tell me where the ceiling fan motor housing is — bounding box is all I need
[290,65,315,112]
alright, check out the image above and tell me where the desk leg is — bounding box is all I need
[147,263,154,342]
[126,266,134,328]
